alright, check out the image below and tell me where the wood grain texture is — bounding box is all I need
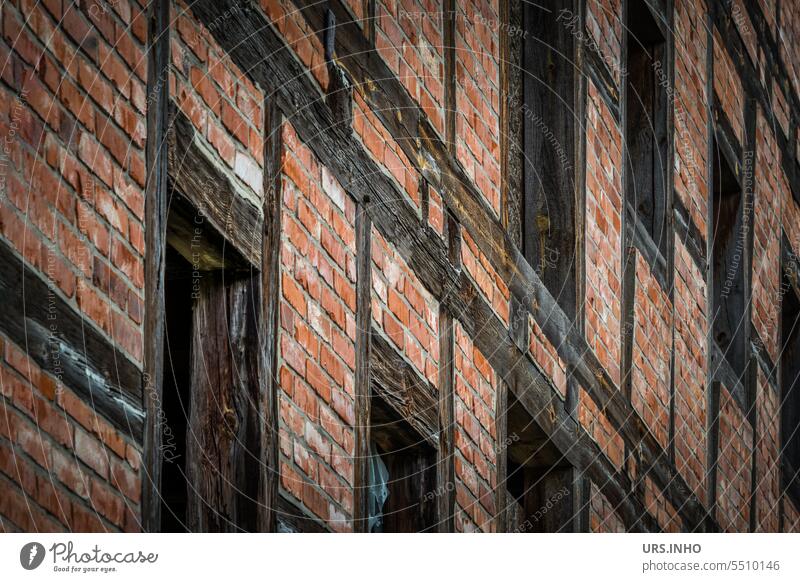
[187,0,705,531]
[142,0,171,532]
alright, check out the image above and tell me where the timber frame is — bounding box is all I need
[134,0,800,531]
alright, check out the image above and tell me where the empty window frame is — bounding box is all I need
[522,0,578,316]
[710,140,746,376]
[368,392,437,532]
[505,393,576,532]
[625,1,669,256]
[780,262,800,482]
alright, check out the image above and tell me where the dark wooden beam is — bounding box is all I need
[436,212,459,533]
[142,0,170,533]
[168,107,262,268]
[186,0,694,531]
[0,238,144,439]
[257,100,282,533]
[370,330,438,447]
[353,206,372,532]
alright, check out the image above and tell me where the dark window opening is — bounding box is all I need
[522,0,578,317]
[780,268,800,481]
[711,141,746,376]
[160,246,194,532]
[625,1,669,256]
[368,391,437,532]
[505,393,575,532]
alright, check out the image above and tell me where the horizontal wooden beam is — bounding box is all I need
[0,236,144,440]
[167,106,262,268]
[186,0,691,531]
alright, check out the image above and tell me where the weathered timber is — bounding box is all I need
[257,99,283,532]
[0,237,144,439]
[142,0,170,533]
[286,2,703,529]
[186,0,701,531]
[276,493,329,532]
[712,6,800,206]
[167,106,262,268]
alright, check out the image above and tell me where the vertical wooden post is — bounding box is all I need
[353,205,373,532]
[258,100,284,532]
[704,3,718,532]
[437,212,460,532]
[142,0,170,533]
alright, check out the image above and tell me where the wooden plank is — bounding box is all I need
[186,0,703,531]
[168,107,262,268]
[437,211,459,532]
[353,207,372,532]
[142,0,170,533]
[494,379,508,532]
[0,237,144,438]
[257,100,283,532]
[184,274,261,532]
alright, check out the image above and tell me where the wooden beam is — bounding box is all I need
[185,0,693,531]
[142,0,170,533]
[353,207,372,532]
[168,106,262,268]
[0,238,144,439]
[257,100,283,532]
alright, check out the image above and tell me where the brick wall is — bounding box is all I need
[372,228,440,387]
[0,0,145,532]
[171,0,265,205]
[754,369,780,532]
[673,0,709,233]
[2,0,800,535]
[673,237,707,505]
[713,28,744,142]
[578,387,624,471]
[375,0,444,136]
[589,482,625,532]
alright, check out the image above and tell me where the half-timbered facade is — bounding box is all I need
[1,0,800,533]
